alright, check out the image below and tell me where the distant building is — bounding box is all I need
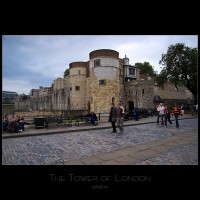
[2,91,18,100]
[30,87,53,98]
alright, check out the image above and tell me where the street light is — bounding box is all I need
[135,82,139,121]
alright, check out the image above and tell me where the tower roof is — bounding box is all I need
[89,49,119,59]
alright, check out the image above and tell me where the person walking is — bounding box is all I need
[171,103,182,128]
[164,105,173,127]
[117,102,125,134]
[157,103,165,126]
[108,103,118,133]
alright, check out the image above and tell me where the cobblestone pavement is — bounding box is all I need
[136,140,198,165]
[2,118,198,165]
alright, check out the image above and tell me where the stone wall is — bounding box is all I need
[85,78,91,113]
[125,80,155,110]
[15,88,70,112]
[154,82,193,100]
[32,89,39,98]
[119,59,125,104]
[69,65,87,110]
[14,98,30,111]
[53,78,64,90]
[15,77,194,113]
[88,53,120,113]
[52,88,69,110]
[89,75,120,113]
[88,68,114,113]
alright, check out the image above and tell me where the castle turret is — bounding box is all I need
[123,55,137,82]
[69,62,87,110]
[88,49,120,113]
[123,55,129,65]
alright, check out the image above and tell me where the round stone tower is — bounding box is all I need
[69,62,87,110]
[88,49,120,113]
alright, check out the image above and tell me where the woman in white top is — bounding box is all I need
[157,103,165,126]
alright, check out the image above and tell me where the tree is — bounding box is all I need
[154,72,167,88]
[64,69,69,77]
[135,62,155,76]
[159,43,198,103]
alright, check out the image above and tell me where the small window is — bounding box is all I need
[75,86,80,91]
[142,89,144,94]
[129,68,135,75]
[99,80,106,86]
[78,70,81,75]
[94,59,101,67]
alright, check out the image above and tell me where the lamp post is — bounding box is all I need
[135,82,139,121]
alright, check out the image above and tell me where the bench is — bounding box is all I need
[75,115,98,126]
[38,115,99,128]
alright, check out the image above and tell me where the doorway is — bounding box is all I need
[129,101,134,114]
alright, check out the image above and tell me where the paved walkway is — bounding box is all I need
[2,115,198,165]
[64,129,197,165]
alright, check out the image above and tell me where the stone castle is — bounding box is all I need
[14,49,194,115]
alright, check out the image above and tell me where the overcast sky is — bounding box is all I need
[2,35,198,95]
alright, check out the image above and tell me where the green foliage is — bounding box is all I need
[64,69,69,77]
[159,43,198,102]
[154,73,167,87]
[135,62,155,76]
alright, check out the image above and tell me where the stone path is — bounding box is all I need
[2,118,198,165]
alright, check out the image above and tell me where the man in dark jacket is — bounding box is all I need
[109,103,118,133]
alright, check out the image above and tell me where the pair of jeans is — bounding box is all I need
[111,121,116,132]
[174,114,179,127]
[157,114,164,125]
[117,117,124,132]
[165,114,172,126]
